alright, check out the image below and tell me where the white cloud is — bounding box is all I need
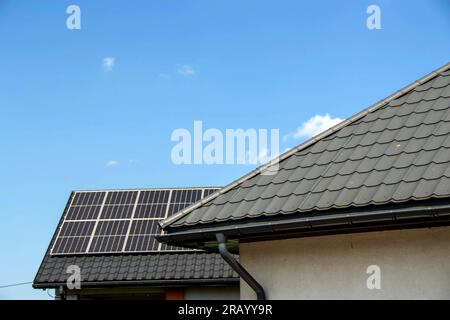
[177,64,196,76]
[106,160,119,167]
[102,57,115,72]
[285,114,343,141]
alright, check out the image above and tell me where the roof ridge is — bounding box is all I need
[160,61,450,229]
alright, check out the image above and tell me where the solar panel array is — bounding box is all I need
[50,188,219,255]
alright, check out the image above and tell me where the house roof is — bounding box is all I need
[33,188,238,289]
[33,252,238,288]
[159,62,450,243]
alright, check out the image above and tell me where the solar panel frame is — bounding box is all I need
[50,192,106,255]
[50,187,220,255]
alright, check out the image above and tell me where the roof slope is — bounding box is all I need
[34,252,237,288]
[33,188,238,288]
[163,62,450,229]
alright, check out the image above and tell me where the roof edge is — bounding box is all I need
[158,200,450,246]
[160,61,450,229]
[71,186,221,193]
[32,277,240,289]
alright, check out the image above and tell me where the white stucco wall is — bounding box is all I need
[240,226,450,299]
[184,286,240,300]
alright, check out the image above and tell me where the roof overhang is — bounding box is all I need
[32,277,240,289]
[157,200,450,253]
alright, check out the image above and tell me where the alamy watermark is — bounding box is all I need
[171,121,280,175]
[66,5,81,30]
[366,265,381,290]
[366,5,381,30]
[66,265,81,290]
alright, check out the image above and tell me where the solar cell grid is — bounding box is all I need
[59,221,96,237]
[100,204,135,219]
[65,205,102,220]
[52,237,91,254]
[89,235,126,253]
[138,190,170,204]
[94,220,130,236]
[203,188,218,197]
[134,204,167,218]
[167,189,204,215]
[51,188,220,255]
[159,243,189,251]
[124,235,159,251]
[129,219,160,235]
[72,192,106,206]
[105,191,138,205]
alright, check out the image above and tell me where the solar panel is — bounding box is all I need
[50,188,219,255]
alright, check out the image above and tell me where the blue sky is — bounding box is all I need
[0,0,448,299]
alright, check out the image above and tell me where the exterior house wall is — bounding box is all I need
[239,226,450,299]
[184,286,240,300]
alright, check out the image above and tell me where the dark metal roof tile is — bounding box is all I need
[431,97,450,111]
[271,168,294,184]
[422,162,450,180]
[294,165,324,181]
[345,171,371,189]
[264,196,288,214]
[160,64,450,230]
[248,197,274,216]
[396,126,418,141]
[434,177,450,195]
[423,86,446,101]
[355,157,382,173]
[414,79,435,92]
[388,93,409,107]
[441,85,450,98]
[435,120,450,135]
[386,116,407,131]
[404,112,428,127]
[339,159,363,175]
[298,152,323,168]
[383,167,409,185]
[405,90,426,104]
[242,184,265,201]
[352,185,379,204]
[324,135,349,151]
[431,147,450,164]
[403,164,429,182]
[412,179,441,199]
[277,180,304,197]
[322,160,346,177]
[315,189,345,208]
[391,152,415,169]
[292,178,318,195]
[297,192,326,211]
[367,143,391,158]
[313,176,337,192]
[378,106,398,119]
[371,183,400,203]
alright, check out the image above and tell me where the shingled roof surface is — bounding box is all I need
[33,188,239,288]
[34,252,237,287]
[164,63,450,228]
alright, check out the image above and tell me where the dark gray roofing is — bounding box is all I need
[162,62,450,229]
[33,252,238,288]
[33,188,239,289]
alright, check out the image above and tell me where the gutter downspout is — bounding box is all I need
[216,233,266,300]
